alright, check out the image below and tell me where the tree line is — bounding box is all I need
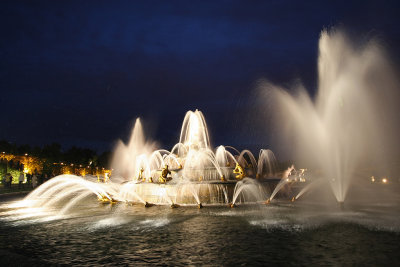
[0,140,111,168]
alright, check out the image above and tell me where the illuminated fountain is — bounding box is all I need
[263,29,399,206]
[109,109,290,207]
[19,109,307,212]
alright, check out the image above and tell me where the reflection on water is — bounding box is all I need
[0,196,399,266]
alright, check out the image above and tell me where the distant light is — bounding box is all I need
[382,178,388,184]
[371,176,375,182]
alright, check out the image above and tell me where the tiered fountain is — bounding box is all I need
[22,110,305,212]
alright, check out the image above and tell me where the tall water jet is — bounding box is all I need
[263,29,400,204]
[111,118,158,182]
[179,109,211,151]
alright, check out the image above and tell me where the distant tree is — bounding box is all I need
[98,151,112,168]
[17,144,31,155]
[31,146,42,157]
[90,155,98,167]
[80,148,96,165]
[0,139,112,172]
[63,146,96,165]
[42,160,54,176]
[42,143,62,162]
[0,140,12,153]
[0,140,16,154]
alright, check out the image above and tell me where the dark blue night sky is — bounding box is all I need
[1,0,399,153]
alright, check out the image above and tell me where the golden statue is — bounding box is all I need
[233,163,245,179]
[159,164,172,183]
[97,194,118,204]
[137,167,145,182]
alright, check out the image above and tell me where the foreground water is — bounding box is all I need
[0,191,399,267]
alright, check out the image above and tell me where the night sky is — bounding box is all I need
[1,0,399,155]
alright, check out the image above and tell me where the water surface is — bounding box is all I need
[0,195,399,266]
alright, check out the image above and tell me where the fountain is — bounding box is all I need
[17,109,306,212]
[262,29,399,205]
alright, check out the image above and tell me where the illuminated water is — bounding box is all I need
[20,110,286,211]
[264,29,400,203]
[0,182,399,266]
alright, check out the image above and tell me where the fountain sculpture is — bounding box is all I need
[20,110,306,212]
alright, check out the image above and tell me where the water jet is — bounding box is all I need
[268,29,398,204]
